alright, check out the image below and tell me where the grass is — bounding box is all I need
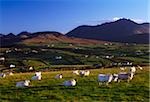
[22,59,47,69]
[1,43,149,71]
[0,66,149,102]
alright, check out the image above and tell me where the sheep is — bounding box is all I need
[137,65,143,70]
[35,72,41,76]
[31,75,41,80]
[0,57,5,61]
[85,55,89,58]
[79,70,90,77]
[55,56,62,60]
[120,67,126,71]
[5,50,11,53]
[31,72,42,80]
[113,72,134,83]
[63,79,76,86]
[0,73,6,78]
[6,72,14,76]
[113,74,119,82]
[84,70,90,76]
[32,50,38,53]
[79,70,85,76]
[96,56,99,59]
[51,44,54,47]
[130,66,136,74]
[16,80,30,87]
[55,74,63,79]
[73,70,79,75]
[9,64,15,68]
[98,74,113,85]
[29,66,33,71]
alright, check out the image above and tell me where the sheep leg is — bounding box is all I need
[99,82,102,86]
[118,79,120,83]
[106,82,109,86]
[127,79,130,83]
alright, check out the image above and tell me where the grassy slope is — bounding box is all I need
[0,67,149,102]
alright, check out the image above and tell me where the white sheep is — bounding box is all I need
[63,79,76,86]
[31,72,42,80]
[130,66,136,73]
[0,57,5,61]
[55,74,63,79]
[114,72,134,82]
[79,70,90,77]
[29,66,33,71]
[16,80,30,87]
[120,67,126,71]
[113,74,118,82]
[0,73,6,78]
[84,70,90,76]
[73,70,79,75]
[10,64,15,68]
[31,75,41,80]
[35,72,41,76]
[137,65,143,70]
[98,74,113,85]
[7,72,14,76]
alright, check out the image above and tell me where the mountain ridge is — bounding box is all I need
[0,31,106,47]
[66,18,149,43]
[0,18,149,47]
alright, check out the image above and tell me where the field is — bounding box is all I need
[0,67,149,102]
[0,42,149,72]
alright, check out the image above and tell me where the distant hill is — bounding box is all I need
[1,18,149,47]
[0,33,21,47]
[21,31,105,45]
[0,31,105,47]
[66,18,149,43]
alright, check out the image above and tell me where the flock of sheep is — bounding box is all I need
[0,65,143,88]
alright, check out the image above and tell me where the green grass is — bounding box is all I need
[1,43,149,70]
[0,67,149,102]
[22,60,48,69]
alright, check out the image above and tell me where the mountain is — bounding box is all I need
[17,31,32,39]
[22,31,105,45]
[66,18,149,43]
[0,31,105,47]
[1,18,149,47]
[0,33,21,47]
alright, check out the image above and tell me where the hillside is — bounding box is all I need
[21,31,105,45]
[0,31,105,47]
[66,19,149,43]
[1,18,149,47]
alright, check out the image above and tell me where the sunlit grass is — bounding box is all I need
[0,67,149,102]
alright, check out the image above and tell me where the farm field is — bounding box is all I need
[0,43,149,72]
[0,66,149,102]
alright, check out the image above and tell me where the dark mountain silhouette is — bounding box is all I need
[66,18,149,43]
[0,33,21,47]
[0,31,105,47]
[0,18,149,47]
[18,31,32,39]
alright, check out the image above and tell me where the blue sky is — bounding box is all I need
[0,0,149,34]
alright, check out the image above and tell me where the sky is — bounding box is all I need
[0,0,149,34]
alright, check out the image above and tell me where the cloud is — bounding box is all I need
[87,20,112,25]
[76,17,146,27]
[112,17,145,23]
[75,19,112,26]
[113,17,123,21]
[130,19,145,23]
